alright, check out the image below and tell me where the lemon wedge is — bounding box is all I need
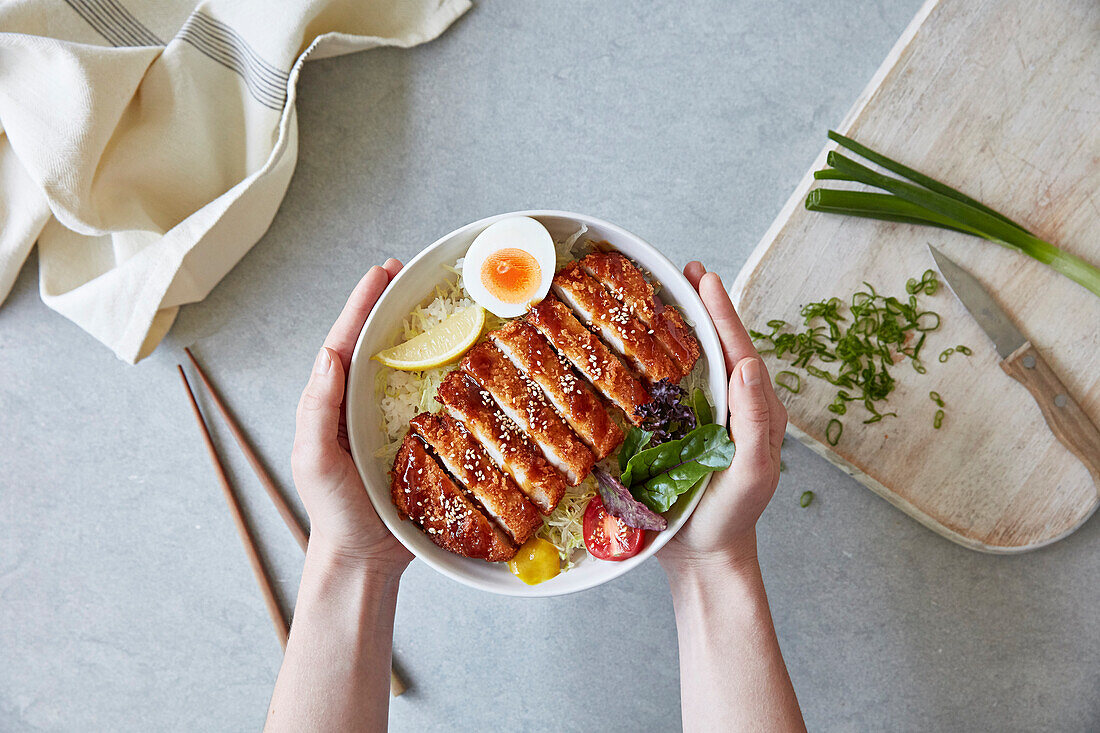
[373,305,485,371]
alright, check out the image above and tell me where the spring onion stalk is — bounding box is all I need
[825,131,1026,230]
[807,189,977,236]
[806,131,1100,298]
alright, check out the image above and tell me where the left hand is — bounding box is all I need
[291,260,413,575]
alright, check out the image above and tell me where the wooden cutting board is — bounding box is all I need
[731,0,1100,552]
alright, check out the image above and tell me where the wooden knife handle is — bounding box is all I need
[1001,343,1100,488]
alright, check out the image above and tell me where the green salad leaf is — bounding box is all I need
[618,427,654,473]
[621,423,735,512]
[690,388,714,426]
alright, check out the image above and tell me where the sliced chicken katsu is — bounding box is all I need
[437,370,567,513]
[391,434,515,562]
[552,262,681,384]
[461,342,595,485]
[409,412,541,545]
[580,251,700,376]
[527,297,651,425]
[490,321,623,460]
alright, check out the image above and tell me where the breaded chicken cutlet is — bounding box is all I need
[391,434,516,562]
[552,262,680,385]
[527,297,651,425]
[461,342,595,486]
[490,320,623,460]
[410,412,541,545]
[580,251,700,377]
[436,370,567,514]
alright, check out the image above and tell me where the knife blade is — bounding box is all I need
[927,245,1026,359]
[927,244,1100,488]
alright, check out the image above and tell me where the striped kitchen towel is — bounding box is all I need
[0,0,469,362]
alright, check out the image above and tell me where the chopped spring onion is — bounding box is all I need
[751,273,942,445]
[752,271,968,448]
[806,131,1100,298]
[800,490,815,508]
[863,410,896,425]
[933,409,945,429]
[775,371,802,394]
[939,345,972,362]
[906,269,939,296]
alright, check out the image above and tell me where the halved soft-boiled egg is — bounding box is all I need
[462,216,555,318]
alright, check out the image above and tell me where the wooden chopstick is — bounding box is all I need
[177,365,290,649]
[184,347,309,552]
[180,353,408,697]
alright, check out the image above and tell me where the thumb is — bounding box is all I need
[292,347,346,478]
[728,357,774,476]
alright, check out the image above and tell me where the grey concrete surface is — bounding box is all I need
[2,1,1098,731]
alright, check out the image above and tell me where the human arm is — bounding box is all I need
[265,261,413,732]
[657,262,805,732]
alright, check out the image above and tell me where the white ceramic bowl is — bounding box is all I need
[347,211,727,597]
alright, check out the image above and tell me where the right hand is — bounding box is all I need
[657,262,787,573]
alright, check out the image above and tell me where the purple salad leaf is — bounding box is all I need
[593,465,668,531]
[633,378,696,443]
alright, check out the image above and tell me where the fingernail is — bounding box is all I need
[314,348,332,375]
[741,358,762,386]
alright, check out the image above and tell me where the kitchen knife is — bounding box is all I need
[928,244,1100,488]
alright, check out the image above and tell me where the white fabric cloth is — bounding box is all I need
[0,0,469,362]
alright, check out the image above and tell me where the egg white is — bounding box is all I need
[462,216,556,318]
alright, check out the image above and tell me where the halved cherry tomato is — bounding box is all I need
[583,495,644,561]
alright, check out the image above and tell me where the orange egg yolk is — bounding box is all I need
[480,248,542,304]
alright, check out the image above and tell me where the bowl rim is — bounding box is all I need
[346,209,727,597]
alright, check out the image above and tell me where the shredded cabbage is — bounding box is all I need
[373,265,471,463]
[537,476,597,570]
[556,224,588,270]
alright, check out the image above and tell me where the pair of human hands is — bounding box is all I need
[292,260,787,577]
